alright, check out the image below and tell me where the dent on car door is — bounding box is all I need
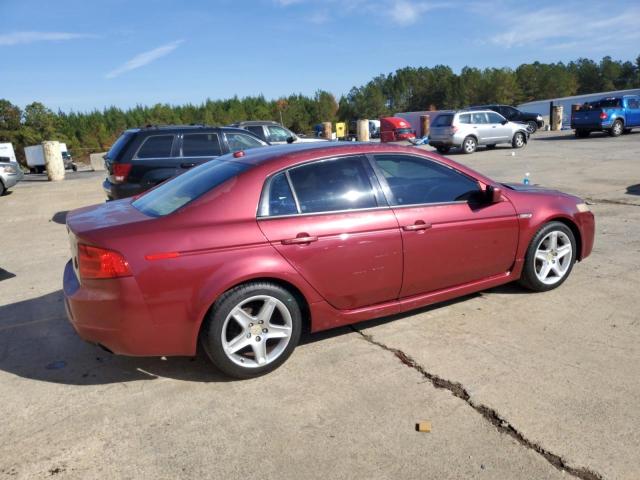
[257,155,403,310]
[371,154,519,297]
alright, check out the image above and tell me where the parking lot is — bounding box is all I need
[1,130,639,479]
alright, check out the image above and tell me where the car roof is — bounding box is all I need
[126,125,254,134]
[231,121,282,126]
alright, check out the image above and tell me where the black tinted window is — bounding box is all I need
[433,114,453,127]
[246,126,265,140]
[132,160,250,216]
[288,156,377,213]
[266,172,297,216]
[182,133,222,156]
[597,98,622,108]
[137,135,174,159]
[106,131,134,160]
[374,154,481,205]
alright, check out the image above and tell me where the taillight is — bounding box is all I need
[451,125,458,133]
[113,163,132,183]
[599,112,608,120]
[78,244,132,279]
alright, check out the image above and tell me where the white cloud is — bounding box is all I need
[389,0,442,25]
[106,40,184,79]
[0,31,94,46]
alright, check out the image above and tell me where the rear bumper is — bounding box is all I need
[63,260,193,356]
[571,121,611,130]
[103,178,145,200]
[1,170,23,189]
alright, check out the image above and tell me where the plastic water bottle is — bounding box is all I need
[523,172,530,185]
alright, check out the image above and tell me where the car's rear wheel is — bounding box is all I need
[200,282,302,379]
[526,121,538,134]
[462,136,477,154]
[436,146,450,154]
[519,222,576,292]
[512,132,526,148]
[486,144,497,149]
[575,129,590,138]
[609,119,624,137]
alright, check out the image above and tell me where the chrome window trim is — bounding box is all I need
[284,170,301,213]
[133,134,176,160]
[258,205,392,221]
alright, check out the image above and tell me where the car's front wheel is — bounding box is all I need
[519,222,576,292]
[200,281,302,379]
[526,121,538,134]
[512,132,526,148]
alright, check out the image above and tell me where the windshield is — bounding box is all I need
[132,159,251,217]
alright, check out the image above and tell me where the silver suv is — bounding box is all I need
[0,158,24,196]
[429,110,529,154]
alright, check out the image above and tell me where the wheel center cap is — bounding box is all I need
[250,324,262,336]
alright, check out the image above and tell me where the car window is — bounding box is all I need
[182,133,222,157]
[136,135,174,159]
[373,154,482,205]
[503,106,518,117]
[106,131,135,160]
[597,98,622,108]
[225,132,267,153]
[287,156,377,214]
[458,114,471,124]
[487,112,505,124]
[471,112,488,124]
[132,160,251,217]
[246,126,266,140]
[432,114,453,127]
[265,172,298,216]
[267,125,291,142]
[627,97,640,109]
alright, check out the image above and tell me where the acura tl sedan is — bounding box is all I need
[63,143,595,378]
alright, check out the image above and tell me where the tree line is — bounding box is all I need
[1,55,639,163]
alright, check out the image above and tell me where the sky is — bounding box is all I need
[1,0,639,112]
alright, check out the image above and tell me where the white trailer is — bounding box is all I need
[0,142,17,163]
[25,143,76,172]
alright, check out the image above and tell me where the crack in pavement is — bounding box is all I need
[352,327,605,480]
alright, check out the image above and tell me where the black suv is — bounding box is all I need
[468,105,544,133]
[102,125,268,200]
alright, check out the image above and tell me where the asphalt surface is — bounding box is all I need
[1,130,639,479]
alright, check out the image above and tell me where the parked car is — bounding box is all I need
[429,110,529,154]
[230,121,326,144]
[102,125,269,200]
[469,104,544,133]
[63,142,594,379]
[0,157,24,196]
[571,95,640,138]
[380,117,416,142]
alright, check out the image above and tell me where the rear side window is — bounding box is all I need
[136,135,174,159]
[288,156,377,214]
[182,133,222,156]
[106,132,134,160]
[132,160,250,216]
[433,114,453,127]
[458,114,471,124]
[265,172,297,216]
[373,154,481,205]
[225,132,267,153]
[246,126,266,140]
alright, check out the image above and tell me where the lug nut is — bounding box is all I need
[246,333,251,338]
[249,323,254,327]
[258,320,264,324]
[255,336,261,342]
[262,328,268,333]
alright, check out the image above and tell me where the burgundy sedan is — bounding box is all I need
[63,143,594,378]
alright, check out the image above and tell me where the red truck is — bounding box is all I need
[380,117,416,142]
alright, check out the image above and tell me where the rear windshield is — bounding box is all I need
[596,98,621,108]
[396,128,413,134]
[432,114,453,127]
[106,131,135,160]
[132,159,251,217]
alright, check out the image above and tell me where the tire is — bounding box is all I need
[575,129,590,138]
[71,164,78,172]
[526,121,538,134]
[512,131,526,149]
[462,136,477,154]
[609,119,623,137]
[0,181,5,196]
[518,221,577,292]
[200,281,302,379]
[436,146,450,154]
[486,144,497,149]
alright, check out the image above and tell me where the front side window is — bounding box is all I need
[487,112,505,124]
[287,156,377,214]
[267,125,291,142]
[265,172,297,216]
[373,154,481,206]
[182,133,222,157]
[136,135,174,159]
[627,98,640,109]
[225,132,267,153]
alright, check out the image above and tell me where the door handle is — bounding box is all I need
[403,221,432,231]
[181,162,197,168]
[281,233,318,245]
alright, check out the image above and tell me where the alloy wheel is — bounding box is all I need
[534,231,573,285]
[221,295,293,368]
[514,133,525,148]
[463,137,476,153]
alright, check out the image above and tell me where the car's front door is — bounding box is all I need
[371,153,519,297]
[257,155,403,310]
[625,96,640,127]
[486,112,512,142]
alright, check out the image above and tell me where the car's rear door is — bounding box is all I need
[257,155,403,310]
[370,153,519,297]
[127,133,180,190]
[470,112,493,143]
[177,131,223,173]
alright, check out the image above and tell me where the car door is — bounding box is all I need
[177,132,223,173]
[470,112,492,143]
[486,112,511,142]
[370,153,519,297]
[626,96,640,126]
[257,155,403,310]
[129,134,180,189]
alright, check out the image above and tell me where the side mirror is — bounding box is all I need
[488,186,502,203]
[286,136,296,144]
[501,120,508,125]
